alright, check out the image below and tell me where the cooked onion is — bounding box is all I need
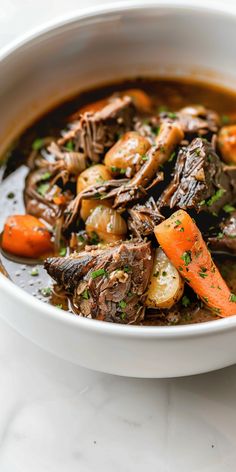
[77,164,112,220]
[86,205,127,243]
[145,248,184,309]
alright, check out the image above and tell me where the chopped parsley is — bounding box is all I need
[199,269,208,278]
[37,182,50,196]
[223,204,235,213]
[168,151,176,162]
[124,266,131,273]
[207,188,225,207]
[119,300,127,309]
[121,312,126,320]
[40,287,52,297]
[174,219,181,227]
[182,295,190,308]
[162,271,167,276]
[221,115,230,125]
[59,247,67,257]
[82,289,90,300]
[181,251,192,266]
[141,155,149,161]
[217,232,224,239]
[153,271,159,277]
[56,304,63,309]
[120,168,126,174]
[32,138,44,151]
[40,171,51,181]
[230,293,236,302]
[167,112,177,119]
[65,140,74,151]
[203,296,209,303]
[90,231,100,245]
[158,105,169,113]
[7,192,15,199]
[91,268,107,279]
[30,268,39,276]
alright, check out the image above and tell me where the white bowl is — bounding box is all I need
[1,0,236,378]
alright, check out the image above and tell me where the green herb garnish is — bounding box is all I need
[40,287,52,297]
[40,172,51,181]
[32,138,44,151]
[65,140,74,151]
[56,304,63,309]
[223,204,235,213]
[181,251,192,266]
[167,112,177,119]
[174,219,181,227]
[141,155,149,161]
[158,105,169,113]
[91,268,107,279]
[182,295,190,308]
[30,268,39,276]
[230,293,236,302]
[168,151,176,162]
[90,231,100,245]
[7,192,15,199]
[207,188,225,207]
[82,289,90,300]
[59,247,67,257]
[221,115,230,125]
[124,266,131,273]
[119,300,127,309]
[37,182,50,196]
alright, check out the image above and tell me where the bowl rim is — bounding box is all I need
[1,0,236,339]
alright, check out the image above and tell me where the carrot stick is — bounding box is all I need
[2,215,53,258]
[154,210,236,317]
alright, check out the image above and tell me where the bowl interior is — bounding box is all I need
[1,3,236,157]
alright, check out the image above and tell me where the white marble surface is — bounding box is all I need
[1,1,236,471]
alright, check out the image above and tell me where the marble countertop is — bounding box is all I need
[1,1,236,471]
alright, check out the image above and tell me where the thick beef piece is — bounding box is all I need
[159,137,236,214]
[58,97,136,162]
[208,212,236,254]
[128,197,164,237]
[45,241,153,324]
[160,105,220,138]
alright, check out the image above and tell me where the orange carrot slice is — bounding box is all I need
[2,215,53,258]
[154,210,236,317]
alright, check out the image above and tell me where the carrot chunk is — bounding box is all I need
[154,210,236,317]
[2,215,53,258]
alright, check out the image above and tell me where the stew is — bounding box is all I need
[1,77,236,326]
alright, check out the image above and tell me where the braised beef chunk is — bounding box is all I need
[159,137,236,214]
[45,241,153,324]
[160,105,220,138]
[58,97,136,162]
[128,197,164,237]
[209,212,236,254]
